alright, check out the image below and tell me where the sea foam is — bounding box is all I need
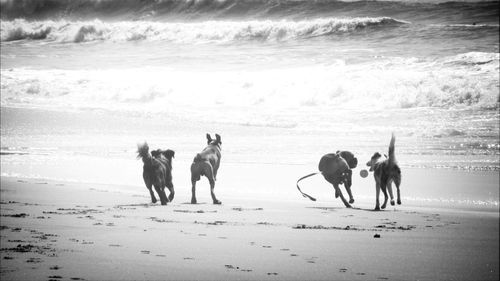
[0,18,407,43]
[1,52,498,113]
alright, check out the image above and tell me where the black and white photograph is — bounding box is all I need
[0,0,498,280]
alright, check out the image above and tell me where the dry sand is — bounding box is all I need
[0,176,498,281]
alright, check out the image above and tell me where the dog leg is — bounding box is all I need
[190,164,201,204]
[345,185,355,204]
[143,174,157,204]
[202,163,221,205]
[166,182,175,202]
[147,185,157,204]
[324,174,341,199]
[333,184,351,208]
[209,179,221,205]
[387,179,395,206]
[375,183,381,211]
[395,177,402,205]
[344,171,354,203]
[162,189,170,204]
[191,179,197,204]
[213,162,219,181]
[154,185,168,205]
[381,185,388,209]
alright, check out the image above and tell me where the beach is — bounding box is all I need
[1,176,498,281]
[1,106,498,281]
[1,0,499,280]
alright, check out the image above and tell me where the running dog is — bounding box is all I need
[137,143,175,205]
[296,150,358,208]
[190,134,222,205]
[366,133,402,210]
[151,148,175,201]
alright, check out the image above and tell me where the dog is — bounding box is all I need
[296,150,358,208]
[151,148,175,201]
[137,142,175,205]
[190,134,222,204]
[366,133,402,210]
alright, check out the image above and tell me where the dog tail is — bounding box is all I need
[137,142,152,164]
[388,133,396,165]
[296,172,319,201]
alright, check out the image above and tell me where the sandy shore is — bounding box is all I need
[0,176,498,281]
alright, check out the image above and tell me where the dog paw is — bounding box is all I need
[213,200,222,205]
[390,200,395,206]
[374,207,381,211]
[397,200,401,205]
[349,199,354,204]
[191,199,197,204]
[151,198,157,204]
[381,204,386,209]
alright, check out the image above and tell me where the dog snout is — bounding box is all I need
[366,161,374,171]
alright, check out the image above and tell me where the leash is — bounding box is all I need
[296,172,320,201]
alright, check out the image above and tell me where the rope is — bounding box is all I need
[296,172,320,201]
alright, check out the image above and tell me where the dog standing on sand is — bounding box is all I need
[297,151,358,208]
[190,134,222,205]
[366,133,402,210]
[137,143,175,205]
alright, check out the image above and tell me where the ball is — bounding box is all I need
[360,169,369,178]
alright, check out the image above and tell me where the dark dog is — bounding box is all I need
[151,148,175,201]
[137,143,175,205]
[366,133,402,210]
[297,150,358,208]
[190,134,222,205]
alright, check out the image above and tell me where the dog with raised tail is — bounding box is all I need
[366,133,402,210]
[137,142,175,205]
[190,133,222,205]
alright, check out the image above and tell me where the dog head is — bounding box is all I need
[151,149,161,158]
[162,149,175,161]
[206,133,222,148]
[366,152,382,171]
[336,151,358,169]
[151,149,175,162]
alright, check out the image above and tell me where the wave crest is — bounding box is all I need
[0,17,407,43]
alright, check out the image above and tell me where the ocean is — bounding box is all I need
[0,0,499,209]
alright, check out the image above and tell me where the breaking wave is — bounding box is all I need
[0,17,407,43]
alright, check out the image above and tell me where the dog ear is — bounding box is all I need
[206,133,212,144]
[215,134,221,144]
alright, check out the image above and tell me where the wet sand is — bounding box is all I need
[0,176,498,281]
